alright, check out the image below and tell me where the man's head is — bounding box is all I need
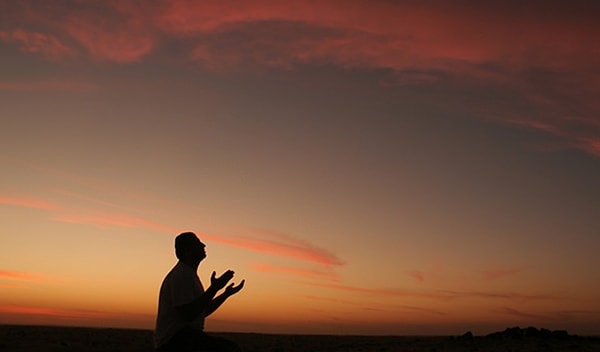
[175,232,207,264]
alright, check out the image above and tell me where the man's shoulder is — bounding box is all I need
[164,262,196,281]
[159,262,204,301]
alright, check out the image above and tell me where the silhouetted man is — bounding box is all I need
[155,232,245,351]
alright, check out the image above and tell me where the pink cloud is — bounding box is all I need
[492,71,600,157]
[62,16,155,63]
[53,211,344,266]
[3,1,599,157]
[0,196,60,211]
[4,1,597,70]
[3,162,341,267]
[52,211,179,234]
[502,114,600,158]
[18,162,185,216]
[151,1,599,71]
[52,211,343,266]
[239,227,344,265]
[28,197,340,270]
[156,1,600,158]
[252,263,338,281]
[6,191,340,268]
[0,29,74,60]
[482,266,525,280]
[202,231,343,266]
[582,138,600,157]
[0,79,99,91]
[1,181,180,236]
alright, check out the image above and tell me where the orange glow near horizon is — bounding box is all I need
[1,0,600,336]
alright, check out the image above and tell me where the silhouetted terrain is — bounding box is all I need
[0,325,598,351]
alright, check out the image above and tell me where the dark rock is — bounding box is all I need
[524,326,539,337]
[460,331,474,340]
[485,326,577,340]
[552,330,571,339]
[503,327,524,339]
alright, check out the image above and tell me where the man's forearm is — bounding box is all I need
[179,285,220,321]
[195,285,220,312]
[204,292,229,317]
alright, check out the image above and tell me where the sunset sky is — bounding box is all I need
[1,0,599,336]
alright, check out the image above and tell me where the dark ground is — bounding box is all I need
[0,325,598,352]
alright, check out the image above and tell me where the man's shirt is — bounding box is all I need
[154,261,205,348]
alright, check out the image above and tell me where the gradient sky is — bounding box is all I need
[1,0,599,336]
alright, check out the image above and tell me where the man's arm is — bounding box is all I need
[205,280,245,317]
[176,270,234,322]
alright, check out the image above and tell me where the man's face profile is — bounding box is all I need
[176,232,207,262]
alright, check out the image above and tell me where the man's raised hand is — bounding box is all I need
[210,270,235,290]
[225,279,245,297]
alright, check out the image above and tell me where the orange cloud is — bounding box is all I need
[303,281,454,300]
[407,270,425,283]
[0,270,48,282]
[0,283,29,289]
[553,310,600,320]
[303,281,560,302]
[0,304,112,320]
[0,269,66,287]
[482,266,525,280]
[252,263,338,281]
[304,295,364,307]
[0,304,155,329]
[304,295,447,316]
[495,306,548,320]
[396,305,447,316]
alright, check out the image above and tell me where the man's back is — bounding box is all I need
[154,261,205,348]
